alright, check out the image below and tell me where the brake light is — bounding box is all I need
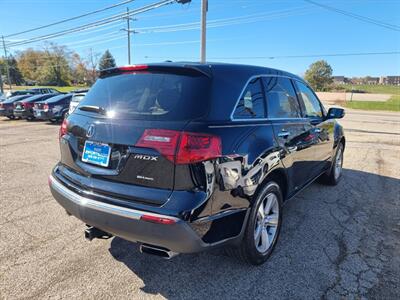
[59,119,68,140]
[23,102,32,109]
[0,103,3,108]
[140,214,177,225]
[135,129,221,164]
[136,129,180,163]
[118,65,148,72]
[176,132,222,164]
[43,104,49,111]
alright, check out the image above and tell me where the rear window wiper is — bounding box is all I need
[78,105,107,115]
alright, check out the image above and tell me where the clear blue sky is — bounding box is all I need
[0,0,399,77]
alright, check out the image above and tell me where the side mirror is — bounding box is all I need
[327,107,345,119]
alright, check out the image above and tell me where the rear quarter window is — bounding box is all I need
[77,72,211,120]
[232,77,266,120]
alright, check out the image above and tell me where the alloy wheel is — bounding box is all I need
[254,192,280,253]
[334,146,343,180]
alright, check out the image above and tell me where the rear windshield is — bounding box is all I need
[46,94,70,103]
[76,71,211,120]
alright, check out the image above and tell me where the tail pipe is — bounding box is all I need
[139,244,178,259]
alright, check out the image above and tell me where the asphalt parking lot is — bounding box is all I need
[1,110,399,299]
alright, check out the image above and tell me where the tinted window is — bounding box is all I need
[296,82,323,118]
[232,77,265,119]
[263,77,301,119]
[78,72,210,120]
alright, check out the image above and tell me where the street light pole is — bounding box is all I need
[200,0,207,63]
[2,36,12,91]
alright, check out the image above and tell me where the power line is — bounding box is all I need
[5,0,181,48]
[304,0,400,32]
[4,0,136,38]
[2,6,313,50]
[144,51,400,60]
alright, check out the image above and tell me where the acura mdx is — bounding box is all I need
[49,62,345,265]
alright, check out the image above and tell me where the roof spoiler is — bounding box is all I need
[99,64,212,78]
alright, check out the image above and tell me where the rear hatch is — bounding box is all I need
[59,65,212,198]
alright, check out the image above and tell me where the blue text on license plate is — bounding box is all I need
[82,141,111,167]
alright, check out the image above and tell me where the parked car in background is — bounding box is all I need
[0,94,35,119]
[68,89,89,115]
[49,63,345,265]
[0,92,6,102]
[6,87,60,98]
[33,93,73,122]
[14,93,59,120]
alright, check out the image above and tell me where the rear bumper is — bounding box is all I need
[49,175,209,253]
[33,109,57,120]
[0,108,13,117]
[14,109,32,118]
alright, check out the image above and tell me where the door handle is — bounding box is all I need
[278,131,290,138]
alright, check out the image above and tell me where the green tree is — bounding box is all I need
[8,56,24,85]
[98,50,116,70]
[0,56,23,85]
[304,60,333,91]
[16,48,44,82]
[39,43,72,86]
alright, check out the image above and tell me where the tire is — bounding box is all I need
[319,142,344,186]
[6,115,15,120]
[49,118,58,123]
[226,181,283,265]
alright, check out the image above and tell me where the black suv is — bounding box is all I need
[49,63,345,265]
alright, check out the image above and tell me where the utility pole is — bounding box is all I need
[200,0,208,63]
[0,65,3,94]
[1,36,12,91]
[126,8,131,65]
[122,10,137,65]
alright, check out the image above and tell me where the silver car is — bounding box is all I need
[68,90,88,115]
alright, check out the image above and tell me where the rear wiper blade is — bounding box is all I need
[78,105,106,115]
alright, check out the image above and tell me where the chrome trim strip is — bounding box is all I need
[230,74,308,122]
[49,175,179,222]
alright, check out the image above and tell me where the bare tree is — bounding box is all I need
[86,48,100,84]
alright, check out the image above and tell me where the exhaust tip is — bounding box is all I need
[140,244,178,259]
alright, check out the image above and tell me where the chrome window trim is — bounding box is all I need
[230,74,310,122]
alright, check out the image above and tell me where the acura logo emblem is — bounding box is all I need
[86,124,95,138]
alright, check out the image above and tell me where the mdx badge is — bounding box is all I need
[133,154,158,161]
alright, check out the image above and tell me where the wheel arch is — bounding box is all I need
[255,168,288,202]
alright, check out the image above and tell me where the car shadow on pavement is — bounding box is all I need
[108,168,400,299]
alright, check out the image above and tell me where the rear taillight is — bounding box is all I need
[43,104,49,111]
[23,102,31,109]
[136,129,180,163]
[135,129,221,164]
[176,132,222,164]
[0,103,3,108]
[59,119,68,140]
